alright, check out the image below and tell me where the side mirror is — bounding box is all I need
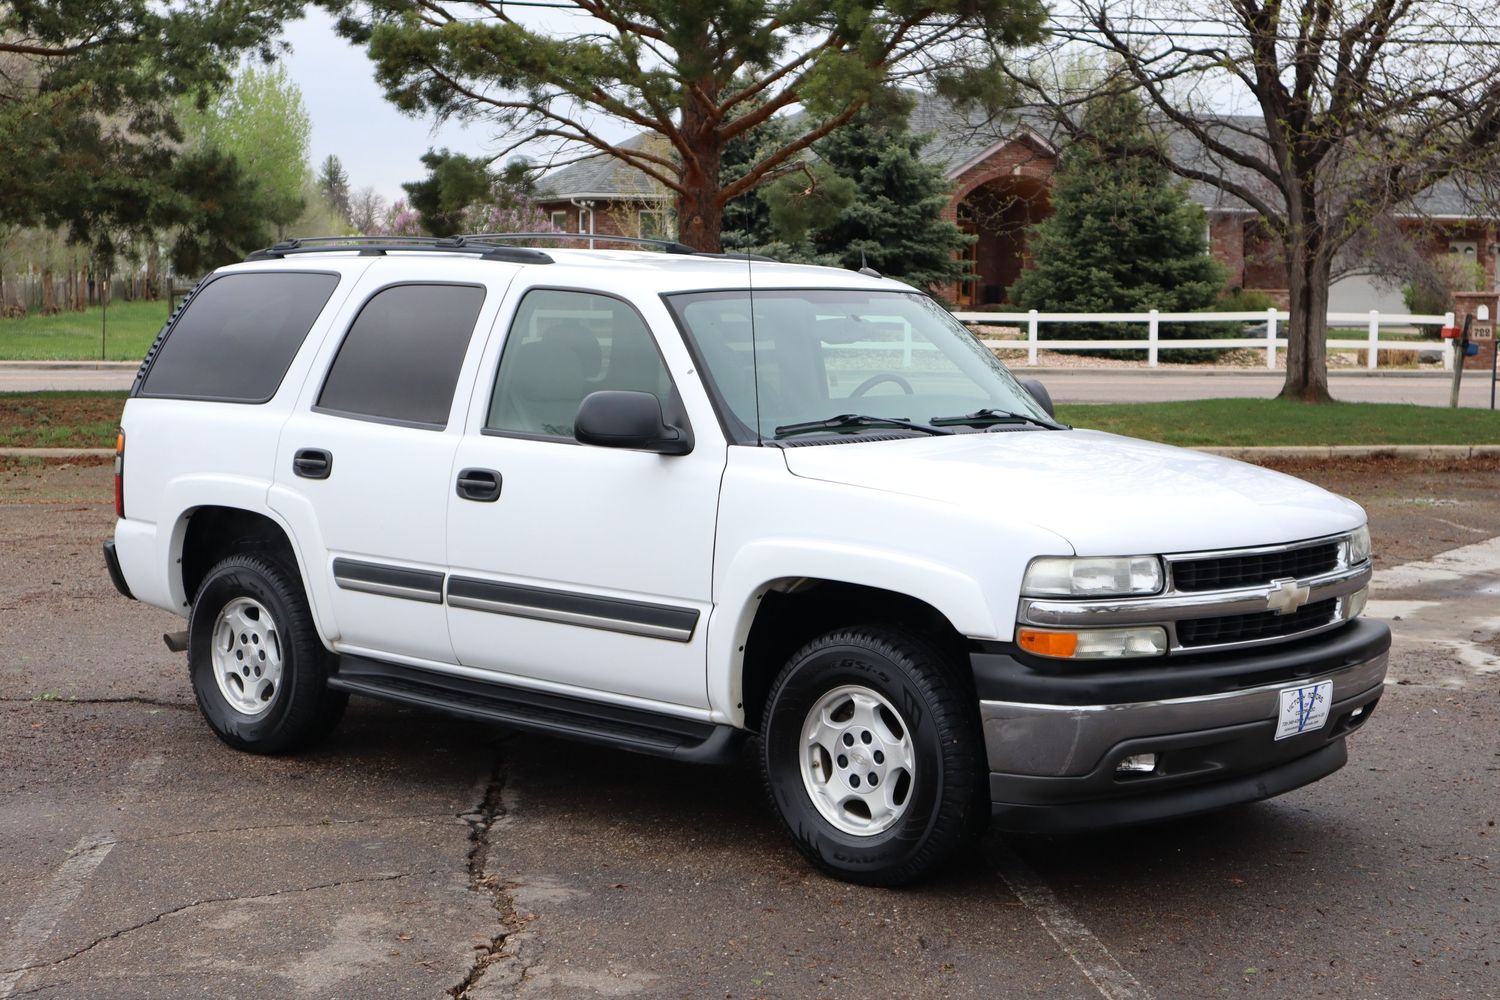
[574,390,693,455]
[1019,378,1055,418]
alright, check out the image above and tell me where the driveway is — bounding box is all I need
[1,457,1496,998]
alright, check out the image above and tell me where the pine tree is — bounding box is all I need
[318,156,353,222]
[722,97,972,287]
[1010,91,1225,355]
[800,99,972,288]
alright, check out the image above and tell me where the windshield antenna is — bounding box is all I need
[747,247,763,445]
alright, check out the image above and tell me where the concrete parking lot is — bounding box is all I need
[1,457,1497,999]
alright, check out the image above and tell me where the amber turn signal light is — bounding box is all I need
[1018,629,1078,657]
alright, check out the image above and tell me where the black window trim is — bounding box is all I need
[479,284,693,446]
[134,269,343,405]
[311,279,489,432]
[660,285,951,447]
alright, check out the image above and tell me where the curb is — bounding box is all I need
[5,445,1500,462]
[0,448,115,458]
[1197,444,1500,460]
[0,361,139,370]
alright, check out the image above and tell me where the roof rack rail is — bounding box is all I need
[245,233,778,265]
[244,236,554,265]
[457,232,777,262]
[459,232,697,254]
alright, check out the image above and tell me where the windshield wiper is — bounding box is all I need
[773,413,955,439]
[928,408,1069,431]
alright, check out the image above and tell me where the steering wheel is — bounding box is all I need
[848,373,915,398]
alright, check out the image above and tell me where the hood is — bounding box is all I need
[780,429,1366,556]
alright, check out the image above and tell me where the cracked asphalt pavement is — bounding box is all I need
[1,456,1497,999]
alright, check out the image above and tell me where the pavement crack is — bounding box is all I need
[450,755,533,998]
[0,696,191,711]
[2,870,445,979]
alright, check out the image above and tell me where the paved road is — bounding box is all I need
[4,362,1498,408]
[0,461,1497,998]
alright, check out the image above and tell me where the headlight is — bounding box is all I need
[1018,626,1169,659]
[1347,525,1371,565]
[1022,556,1163,597]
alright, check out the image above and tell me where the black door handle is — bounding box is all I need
[456,468,501,502]
[293,448,332,480]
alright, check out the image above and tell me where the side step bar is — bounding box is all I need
[328,656,743,765]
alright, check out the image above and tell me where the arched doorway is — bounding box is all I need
[954,176,1051,307]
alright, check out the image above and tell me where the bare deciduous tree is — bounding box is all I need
[1010,1,1500,402]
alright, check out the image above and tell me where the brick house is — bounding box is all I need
[536,93,1497,311]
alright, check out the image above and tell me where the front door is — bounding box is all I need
[445,287,724,710]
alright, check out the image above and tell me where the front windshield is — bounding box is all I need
[665,288,1050,442]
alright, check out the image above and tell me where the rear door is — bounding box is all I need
[270,263,516,665]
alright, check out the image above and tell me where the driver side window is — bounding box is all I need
[486,289,677,440]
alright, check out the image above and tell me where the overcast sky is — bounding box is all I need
[277,7,632,204]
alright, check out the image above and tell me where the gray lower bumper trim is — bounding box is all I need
[979,650,1388,777]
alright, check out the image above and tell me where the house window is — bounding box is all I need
[550,210,569,232]
[578,206,594,234]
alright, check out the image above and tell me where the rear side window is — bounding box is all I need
[316,283,486,429]
[139,271,340,402]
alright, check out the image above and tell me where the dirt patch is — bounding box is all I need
[0,391,124,448]
[1257,454,1500,566]
[0,455,114,503]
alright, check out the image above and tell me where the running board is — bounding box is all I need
[328,656,743,765]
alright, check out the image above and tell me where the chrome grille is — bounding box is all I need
[1176,598,1339,648]
[1171,542,1339,592]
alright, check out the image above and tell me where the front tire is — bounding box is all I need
[760,626,987,886]
[188,553,346,754]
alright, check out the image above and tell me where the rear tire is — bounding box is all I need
[188,553,346,754]
[759,625,987,886]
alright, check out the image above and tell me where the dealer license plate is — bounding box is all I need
[1275,680,1333,740]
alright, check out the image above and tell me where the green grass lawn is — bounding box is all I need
[1056,398,1500,447]
[0,300,169,360]
[0,391,126,447]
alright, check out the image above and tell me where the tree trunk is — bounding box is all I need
[1277,241,1334,403]
[676,82,724,252]
[676,187,724,252]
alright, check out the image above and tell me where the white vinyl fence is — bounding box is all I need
[952,308,1456,370]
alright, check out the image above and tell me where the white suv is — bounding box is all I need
[105,235,1389,885]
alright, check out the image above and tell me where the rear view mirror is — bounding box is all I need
[575,390,693,455]
[1019,378,1055,418]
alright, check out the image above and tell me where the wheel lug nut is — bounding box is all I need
[868,773,878,786]
[874,750,885,764]
[850,774,861,788]
[842,732,854,747]
[837,754,848,769]
[861,731,872,744]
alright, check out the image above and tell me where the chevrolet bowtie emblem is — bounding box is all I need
[1266,578,1311,615]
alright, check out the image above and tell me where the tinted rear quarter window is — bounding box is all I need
[139,271,340,402]
[316,283,486,428]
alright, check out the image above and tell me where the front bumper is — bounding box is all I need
[975,619,1390,833]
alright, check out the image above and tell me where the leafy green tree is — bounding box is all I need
[1010,91,1225,353]
[327,0,1047,251]
[317,155,353,222]
[181,65,313,236]
[0,1,305,244]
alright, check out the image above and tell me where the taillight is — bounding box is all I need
[114,431,125,518]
